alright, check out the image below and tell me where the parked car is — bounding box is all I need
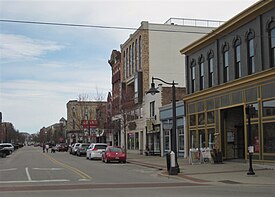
[86,143,107,160]
[102,146,126,163]
[56,143,68,152]
[71,143,81,155]
[76,143,90,156]
[0,147,10,158]
[0,143,14,155]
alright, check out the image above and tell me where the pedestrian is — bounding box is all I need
[42,143,45,153]
[45,144,49,153]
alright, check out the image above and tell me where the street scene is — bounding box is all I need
[1,146,275,196]
[1,0,275,196]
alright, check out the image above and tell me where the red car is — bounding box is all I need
[102,146,126,163]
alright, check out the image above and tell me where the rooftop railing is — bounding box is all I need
[164,18,224,28]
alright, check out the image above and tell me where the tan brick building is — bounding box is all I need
[66,100,107,144]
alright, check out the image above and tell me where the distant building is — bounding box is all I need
[181,0,275,161]
[66,100,107,144]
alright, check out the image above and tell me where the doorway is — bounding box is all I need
[221,106,245,160]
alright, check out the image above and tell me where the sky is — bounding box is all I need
[0,0,259,134]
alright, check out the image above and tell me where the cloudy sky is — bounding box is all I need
[0,0,258,134]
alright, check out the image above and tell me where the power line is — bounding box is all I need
[1,19,274,38]
[0,19,210,35]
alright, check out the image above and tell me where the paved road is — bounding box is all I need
[1,146,275,197]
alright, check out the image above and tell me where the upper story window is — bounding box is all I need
[150,101,155,118]
[268,21,275,68]
[129,45,133,76]
[190,59,196,93]
[222,43,229,83]
[84,107,88,120]
[72,107,76,117]
[139,36,142,69]
[247,30,255,75]
[234,36,242,79]
[207,50,214,88]
[198,55,205,90]
[123,51,126,80]
[135,39,138,71]
[126,48,129,78]
[132,42,135,74]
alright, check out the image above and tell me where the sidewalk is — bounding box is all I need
[127,153,275,185]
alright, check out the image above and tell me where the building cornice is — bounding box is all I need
[180,0,274,55]
[183,68,275,102]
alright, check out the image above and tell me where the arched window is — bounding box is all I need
[190,59,196,93]
[233,36,242,79]
[198,55,205,90]
[207,50,214,87]
[267,20,275,67]
[126,49,129,78]
[222,43,229,83]
[132,42,135,74]
[135,39,138,71]
[139,36,142,69]
[123,51,126,80]
[246,29,255,74]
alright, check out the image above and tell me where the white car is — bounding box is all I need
[71,143,81,155]
[0,143,14,154]
[86,143,107,160]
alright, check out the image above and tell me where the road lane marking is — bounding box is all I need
[0,179,69,184]
[0,168,17,172]
[42,153,91,180]
[33,168,63,171]
[25,167,32,181]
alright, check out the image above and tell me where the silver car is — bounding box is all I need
[0,143,14,154]
[86,143,107,160]
[71,143,81,155]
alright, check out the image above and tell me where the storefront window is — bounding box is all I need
[247,124,259,153]
[198,113,205,125]
[263,99,275,117]
[207,111,214,124]
[164,129,170,151]
[190,115,196,126]
[208,128,215,149]
[127,133,139,150]
[251,103,259,118]
[178,128,184,150]
[199,130,206,148]
[263,122,275,153]
[135,132,139,150]
[190,130,196,148]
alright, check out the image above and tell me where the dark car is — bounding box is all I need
[102,146,126,163]
[56,143,68,152]
[0,147,10,158]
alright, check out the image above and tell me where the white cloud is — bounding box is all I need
[0,34,64,61]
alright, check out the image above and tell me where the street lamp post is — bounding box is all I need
[246,104,255,176]
[147,77,180,175]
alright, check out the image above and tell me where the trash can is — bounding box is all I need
[166,152,171,172]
